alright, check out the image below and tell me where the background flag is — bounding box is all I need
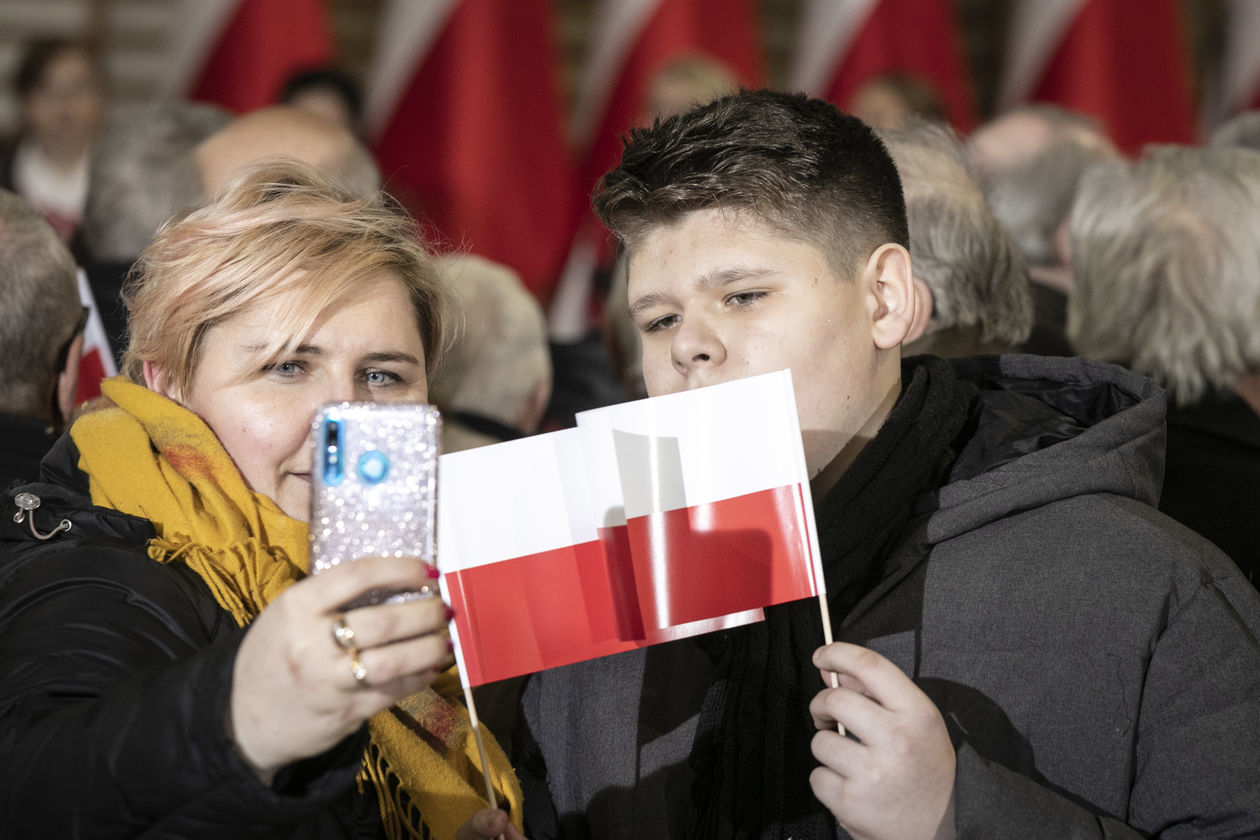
[791,0,976,131]
[165,0,335,114]
[997,0,1195,153]
[73,269,116,405]
[364,0,577,303]
[439,370,824,687]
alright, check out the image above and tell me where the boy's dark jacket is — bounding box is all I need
[519,354,1260,840]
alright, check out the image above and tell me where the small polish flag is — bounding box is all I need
[74,269,117,405]
[438,370,825,687]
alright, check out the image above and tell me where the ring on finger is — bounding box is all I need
[349,650,368,688]
[331,613,357,651]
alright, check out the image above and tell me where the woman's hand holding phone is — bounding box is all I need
[229,555,451,784]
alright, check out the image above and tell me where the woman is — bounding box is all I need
[1,37,105,249]
[0,161,525,839]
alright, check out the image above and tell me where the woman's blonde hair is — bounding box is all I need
[121,159,450,397]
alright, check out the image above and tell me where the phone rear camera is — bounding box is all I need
[322,419,344,486]
[357,450,390,485]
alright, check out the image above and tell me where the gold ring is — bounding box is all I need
[350,651,368,687]
[331,614,356,651]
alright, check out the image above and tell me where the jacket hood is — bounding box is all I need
[926,354,1166,545]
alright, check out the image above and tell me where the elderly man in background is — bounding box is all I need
[879,120,1031,358]
[1069,144,1260,585]
[967,104,1118,356]
[0,188,85,487]
[429,255,551,452]
[193,104,380,199]
[79,102,380,359]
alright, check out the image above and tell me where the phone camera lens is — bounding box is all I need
[322,419,344,486]
[357,450,390,485]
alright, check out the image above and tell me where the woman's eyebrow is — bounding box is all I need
[361,351,422,366]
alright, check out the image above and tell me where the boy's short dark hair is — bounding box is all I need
[594,88,909,277]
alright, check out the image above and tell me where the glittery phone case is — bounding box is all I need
[308,402,441,608]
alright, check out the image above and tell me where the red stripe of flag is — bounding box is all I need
[446,483,816,686]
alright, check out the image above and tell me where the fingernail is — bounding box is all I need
[444,605,456,621]
[812,647,823,663]
[426,565,441,579]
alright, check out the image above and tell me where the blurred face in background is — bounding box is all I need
[22,46,104,162]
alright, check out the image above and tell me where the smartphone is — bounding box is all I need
[308,402,442,609]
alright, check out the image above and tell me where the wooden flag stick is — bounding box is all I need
[818,591,845,735]
[462,682,506,840]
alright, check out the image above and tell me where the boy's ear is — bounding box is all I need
[904,277,934,345]
[143,361,181,403]
[863,243,916,350]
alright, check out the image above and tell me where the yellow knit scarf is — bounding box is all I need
[70,378,523,840]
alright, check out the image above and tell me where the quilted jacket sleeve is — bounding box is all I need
[0,539,369,838]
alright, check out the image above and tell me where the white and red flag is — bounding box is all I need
[790,0,977,131]
[73,269,116,405]
[438,370,825,687]
[164,0,335,114]
[996,0,1195,153]
[363,0,577,304]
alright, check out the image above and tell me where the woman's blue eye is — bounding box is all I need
[364,370,401,386]
[264,360,304,377]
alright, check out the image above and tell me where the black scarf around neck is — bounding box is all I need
[687,356,976,840]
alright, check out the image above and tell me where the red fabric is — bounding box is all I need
[74,348,107,405]
[566,0,765,281]
[372,0,576,304]
[822,0,976,131]
[578,0,764,195]
[188,0,335,114]
[444,484,818,685]
[1029,0,1195,153]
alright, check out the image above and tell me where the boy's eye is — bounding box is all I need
[644,314,679,333]
[727,290,767,306]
